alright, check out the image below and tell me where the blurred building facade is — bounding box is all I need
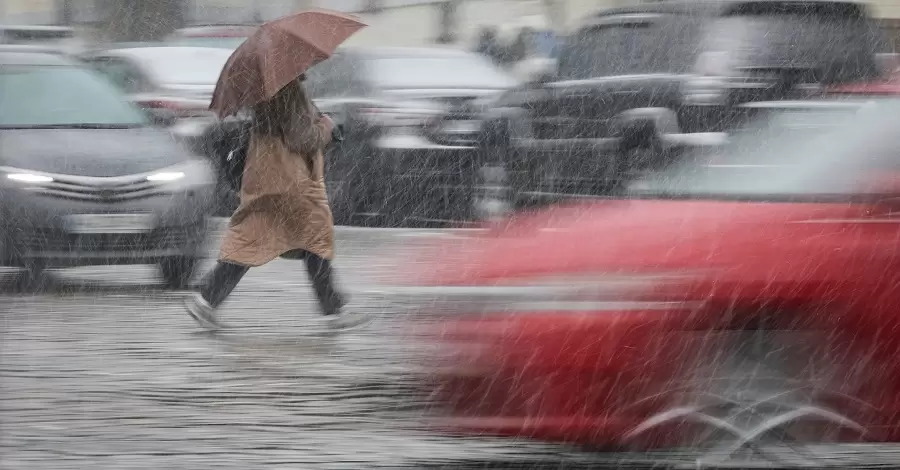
[3,0,900,46]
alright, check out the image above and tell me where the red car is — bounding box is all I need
[397,97,900,466]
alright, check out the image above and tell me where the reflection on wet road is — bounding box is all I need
[0,225,576,469]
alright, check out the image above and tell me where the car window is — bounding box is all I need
[705,3,885,82]
[559,16,698,79]
[367,55,517,89]
[90,57,146,93]
[629,100,900,198]
[1,28,75,44]
[305,54,360,98]
[0,64,149,127]
[134,49,232,85]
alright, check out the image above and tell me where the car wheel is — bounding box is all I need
[159,257,199,289]
[612,132,666,193]
[17,262,48,292]
[471,164,511,223]
[621,328,872,466]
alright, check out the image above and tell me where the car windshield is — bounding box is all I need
[369,55,518,89]
[2,28,75,43]
[708,3,885,81]
[137,48,233,85]
[0,64,148,128]
[629,99,900,200]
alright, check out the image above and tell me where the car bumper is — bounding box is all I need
[420,310,900,454]
[368,136,495,224]
[1,185,215,267]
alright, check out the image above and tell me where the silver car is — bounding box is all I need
[79,46,234,154]
[0,47,217,288]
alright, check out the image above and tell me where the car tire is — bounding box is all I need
[612,137,663,194]
[621,328,871,465]
[159,256,199,289]
[17,262,48,292]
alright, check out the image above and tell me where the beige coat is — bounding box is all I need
[218,120,334,266]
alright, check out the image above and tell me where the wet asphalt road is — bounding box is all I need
[0,224,582,470]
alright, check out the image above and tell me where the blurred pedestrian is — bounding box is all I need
[474,26,502,64]
[184,74,370,332]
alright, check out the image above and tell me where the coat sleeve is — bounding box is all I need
[287,114,333,155]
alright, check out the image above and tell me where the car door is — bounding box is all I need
[306,53,368,221]
[821,128,900,324]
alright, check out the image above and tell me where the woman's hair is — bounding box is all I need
[251,77,321,155]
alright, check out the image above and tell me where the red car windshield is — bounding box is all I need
[629,98,900,200]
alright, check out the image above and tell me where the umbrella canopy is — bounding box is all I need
[209,9,366,118]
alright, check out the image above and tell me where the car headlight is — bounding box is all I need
[6,173,54,183]
[145,160,215,188]
[146,171,185,182]
[0,167,56,187]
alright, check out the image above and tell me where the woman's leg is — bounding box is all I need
[303,253,346,316]
[200,261,250,308]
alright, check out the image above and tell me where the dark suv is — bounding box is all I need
[489,0,888,206]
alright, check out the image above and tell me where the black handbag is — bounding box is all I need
[221,121,251,193]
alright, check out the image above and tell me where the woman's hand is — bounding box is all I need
[318,114,335,139]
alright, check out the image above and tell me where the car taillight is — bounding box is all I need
[136,98,213,119]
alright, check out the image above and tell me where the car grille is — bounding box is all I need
[29,176,166,202]
[11,226,200,252]
[428,117,482,147]
[426,96,483,147]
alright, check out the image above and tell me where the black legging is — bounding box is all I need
[199,250,345,316]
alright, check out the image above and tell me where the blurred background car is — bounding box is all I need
[402,96,900,465]
[80,46,232,155]
[0,25,88,55]
[164,25,254,50]
[0,46,217,288]
[203,46,518,226]
[487,0,890,211]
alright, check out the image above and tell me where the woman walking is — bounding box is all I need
[184,76,369,331]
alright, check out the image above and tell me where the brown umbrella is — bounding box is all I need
[210,9,367,118]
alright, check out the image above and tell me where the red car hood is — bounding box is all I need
[406,199,887,286]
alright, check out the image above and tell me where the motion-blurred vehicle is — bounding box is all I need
[164,25,254,50]
[405,98,900,467]
[204,47,518,226]
[0,46,216,287]
[80,46,233,154]
[0,25,87,55]
[488,0,888,209]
